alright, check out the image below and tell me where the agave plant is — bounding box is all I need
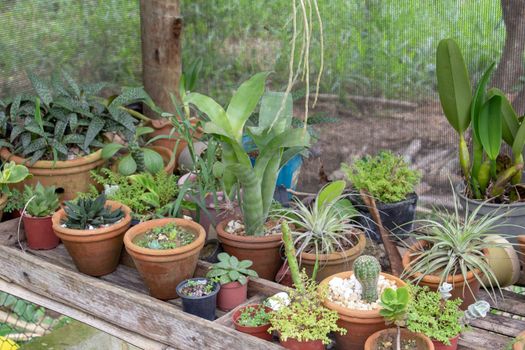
[185,73,309,236]
[437,38,525,201]
[62,194,124,230]
[23,183,60,217]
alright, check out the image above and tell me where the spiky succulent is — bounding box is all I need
[23,183,60,217]
[354,255,381,303]
[62,194,124,230]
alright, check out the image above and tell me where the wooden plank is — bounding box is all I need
[469,312,525,338]
[479,289,525,317]
[0,279,167,350]
[0,245,283,350]
[458,327,512,350]
[0,218,23,246]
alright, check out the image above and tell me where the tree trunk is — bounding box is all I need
[140,0,182,115]
[492,0,525,93]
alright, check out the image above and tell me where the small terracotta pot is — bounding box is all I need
[124,218,205,300]
[513,330,525,350]
[320,271,406,350]
[280,337,324,350]
[402,241,482,310]
[299,231,366,282]
[52,201,132,276]
[111,145,176,174]
[1,148,105,201]
[217,281,248,311]
[432,335,459,350]
[0,194,7,222]
[365,328,434,350]
[232,304,273,341]
[23,214,60,250]
[216,219,282,280]
[275,261,294,287]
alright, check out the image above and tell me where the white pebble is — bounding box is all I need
[327,274,397,310]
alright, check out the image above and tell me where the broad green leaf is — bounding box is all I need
[488,88,519,146]
[238,275,248,285]
[101,143,124,159]
[143,148,164,174]
[140,192,160,207]
[258,91,293,133]
[478,95,502,160]
[207,269,228,278]
[136,126,154,138]
[185,93,233,138]
[229,255,239,268]
[512,120,525,156]
[228,270,240,281]
[317,180,346,209]
[436,38,472,134]
[27,72,53,106]
[119,154,137,175]
[471,62,495,142]
[84,117,105,150]
[238,260,253,269]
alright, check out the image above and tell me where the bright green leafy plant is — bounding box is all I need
[23,183,60,217]
[62,194,124,230]
[437,38,525,202]
[207,252,258,285]
[379,286,410,350]
[0,161,30,195]
[133,222,195,250]
[185,73,309,236]
[341,150,421,203]
[237,305,271,327]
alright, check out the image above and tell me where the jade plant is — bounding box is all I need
[185,73,309,236]
[22,183,60,217]
[379,286,410,350]
[207,252,258,285]
[437,38,525,202]
[354,255,382,303]
[62,194,124,230]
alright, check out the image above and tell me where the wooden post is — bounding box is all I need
[140,0,182,115]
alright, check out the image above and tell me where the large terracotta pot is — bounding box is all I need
[365,328,434,350]
[0,194,7,222]
[232,304,273,341]
[216,218,282,280]
[513,330,525,350]
[52,201,132,276]
[432,335,459,350]
[111,146,176,174]
[279,337,324,350]
[320,271,406,350]
[402,241,482,310]
[1,148,105,201]
[124,218,205,300]
[517,236,525,285]
[23,214,60,250]
[300,231,366,282]
[217,281,248,311]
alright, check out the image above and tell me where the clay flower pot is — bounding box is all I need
[513,330,525,350]
[0,194,7,222]
[299,231,366,282]
[216,218,283,280]
[432,335,459,350]
[52,201,132,276]
[279,337,324,350]
[402,241,482,310]
[217,281,248,311]
[517,236,525,285]
[124,218,206,300]
[320,271,406,350]
[111,145,176,174]
[23,214,60,250]
[1,148,105,201]
[365,328,434,350]
[232,304,273,341]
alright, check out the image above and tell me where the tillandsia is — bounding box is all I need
[437,38,525,202]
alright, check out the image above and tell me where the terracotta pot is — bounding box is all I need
[280,337,324,350]
[23,214,59,250]
[275,261,294,287]
[402,241,482,310]
[513,330,525,350]
[124,218,205,300]
[52,201,132,276]
[432,335,459,350]
[111,145,176,174]
[148,118,202,166]
[299,231,366,282]
[320,271,406,350]
[482,235,520,288]
[365,328,434,350]
[216,218,282,280]
[517,236,525,285]
[1,148,105,201]
[217,281,248,311]
[0,194,7,222]
[232,304,273,341]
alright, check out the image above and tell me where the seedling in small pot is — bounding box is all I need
[133,222,195,250]
[379,287,410,350]
[233,304,274,341]
[176,278,220,321]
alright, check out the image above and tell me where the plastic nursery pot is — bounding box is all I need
[216,218,283,281]
[0,194,7,222]
[513,330,525,350]
[0,148,106,201]
[23,214,60,250]
[279,337,324,350]
[319,271,406,350]
[111,145,176,175]
[124,218,206,300]
[364,328,435,350]
[52,201,132,276]
[299,230,366,282]
[217,281,248,312]
[199,239,223,263]
[176,278,220,321]
[432,335,459,350]
[232,304,273,341]
[402,241,482,310]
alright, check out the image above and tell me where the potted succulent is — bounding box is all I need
[124,218,205,300]
[232,303,273,341]
[21,183,60,250]
[206,252,258,311]
[341,150,421,240]
[401,191,510,309]
[52,194,131,276]
[319,255,406,349]
[436,38,525,240]
[277,180,366,282]
[176,277,219,321]
[365,286,434,350]
[186,73,309,280]
[0,161,31,221]
[268,223,346,350]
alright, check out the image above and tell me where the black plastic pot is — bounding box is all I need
[199,239,223,263]
[176,278,220,321]
[357,193,418,241]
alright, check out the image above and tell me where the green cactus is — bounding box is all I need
[354,255,381,303]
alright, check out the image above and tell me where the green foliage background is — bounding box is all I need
[0,0,506,102]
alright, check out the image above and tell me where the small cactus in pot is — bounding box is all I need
[354,255,381,303]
